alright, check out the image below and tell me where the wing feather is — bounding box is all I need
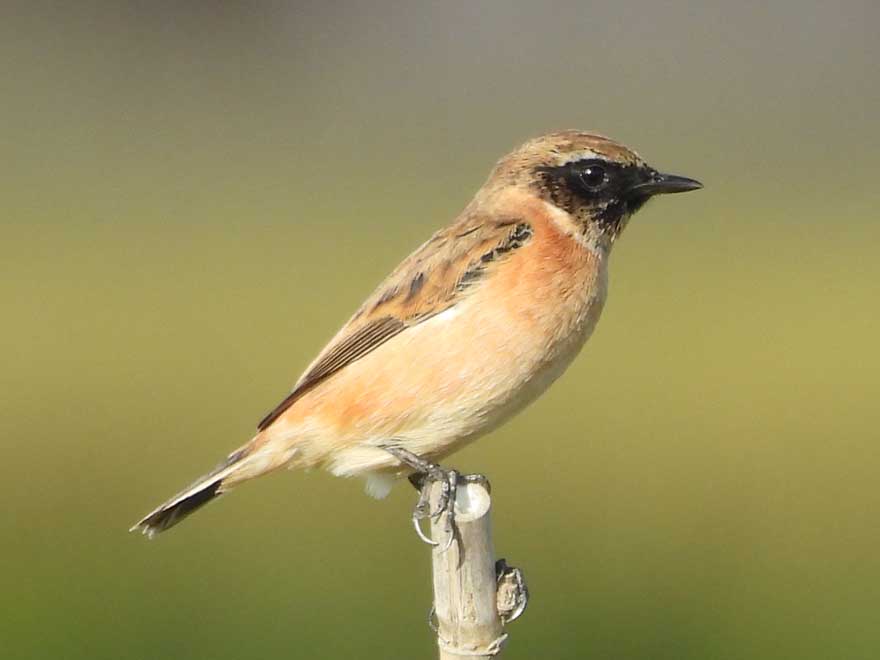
[256,217,533,430]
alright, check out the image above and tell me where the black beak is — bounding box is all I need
[629,171,703,197]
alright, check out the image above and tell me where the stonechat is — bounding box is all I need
[132,130,702,538]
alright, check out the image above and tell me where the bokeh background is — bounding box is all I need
[3,2,879,658]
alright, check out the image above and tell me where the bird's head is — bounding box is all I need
[488,130,702,246]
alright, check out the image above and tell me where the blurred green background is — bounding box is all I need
[2,2,879,658]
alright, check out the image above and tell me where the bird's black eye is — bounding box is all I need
[578,164,608,192]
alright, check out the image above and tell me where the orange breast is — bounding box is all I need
[266,199,606,469]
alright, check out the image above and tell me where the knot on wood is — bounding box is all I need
[437,631,509,657]
[495,559,529,624]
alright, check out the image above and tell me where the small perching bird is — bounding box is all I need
[131,130,702,539]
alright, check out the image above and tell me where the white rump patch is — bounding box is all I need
[364,473,395,499]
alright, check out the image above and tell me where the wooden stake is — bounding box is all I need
[429,480,507,659]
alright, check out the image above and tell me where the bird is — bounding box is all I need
[131,130,702,539]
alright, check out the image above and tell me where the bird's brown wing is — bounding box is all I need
[257,217,533,430]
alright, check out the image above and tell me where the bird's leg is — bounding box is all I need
[408,472,434,525]
[385,446,489,551]
[385,446,456,548]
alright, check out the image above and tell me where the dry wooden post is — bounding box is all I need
[428,480,525,659]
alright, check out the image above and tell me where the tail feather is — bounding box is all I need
[130,449,246,538]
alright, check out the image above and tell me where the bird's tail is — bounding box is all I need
[130,439,270,538]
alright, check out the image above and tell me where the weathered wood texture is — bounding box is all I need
[429,481,507,659]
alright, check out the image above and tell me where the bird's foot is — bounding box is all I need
[384,446,490,551]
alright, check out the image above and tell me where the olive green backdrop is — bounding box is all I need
[2,2,879,658]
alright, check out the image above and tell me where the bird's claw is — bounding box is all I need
[412,466,459,551]
[387,446,487,552]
